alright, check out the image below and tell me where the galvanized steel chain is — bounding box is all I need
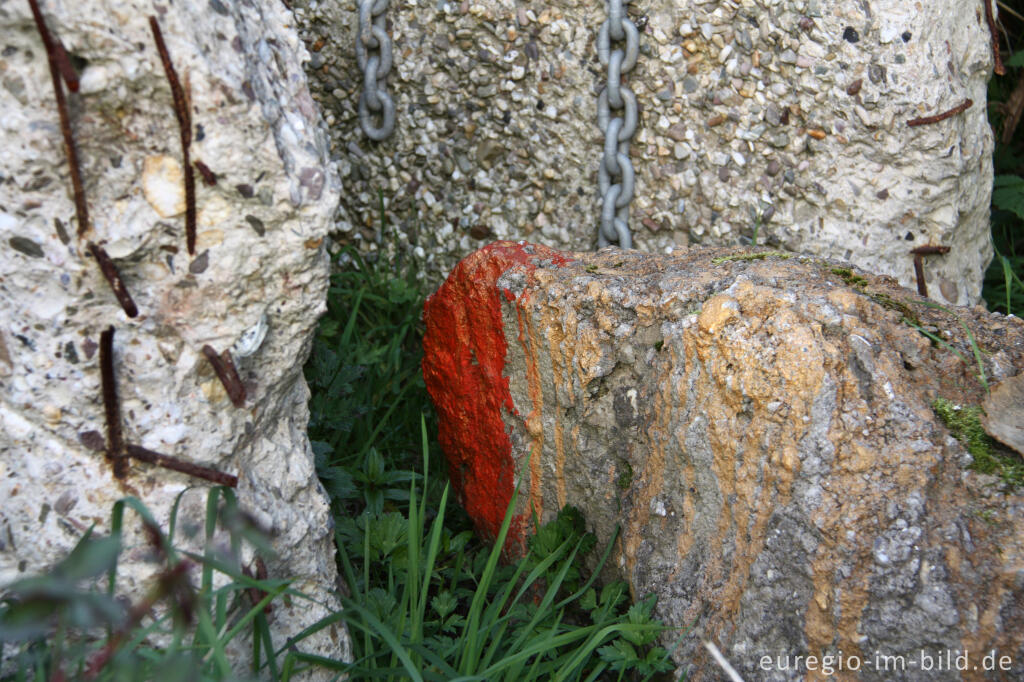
[356,0,395,140]
[596,0,638,248]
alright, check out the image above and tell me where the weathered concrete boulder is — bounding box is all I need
[1,0,349,667]
[294,0,994,304]
[423,241,1024,680]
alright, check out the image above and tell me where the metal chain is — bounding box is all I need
[356,0,395,141]
[596,0,638,249]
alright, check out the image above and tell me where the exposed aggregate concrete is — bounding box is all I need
[293,0,994,304]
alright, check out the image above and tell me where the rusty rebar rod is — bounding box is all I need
[910,245,950,297]
[87,243,139,318]
[149,16,197,255]
[907,99,973,127]
[99,326,130,478]
[126,444,238,487]
[984,0,1005,76]
[201,344,247,407]
[194,159,217,186]
[28,0,89,238]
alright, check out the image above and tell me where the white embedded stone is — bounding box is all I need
[142,155,186,218]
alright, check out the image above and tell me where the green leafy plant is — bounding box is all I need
[992,174,1024,222]
[306,246,441,517]
[988,174,1024,316]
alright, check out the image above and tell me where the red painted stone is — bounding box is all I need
[422,241,572,553]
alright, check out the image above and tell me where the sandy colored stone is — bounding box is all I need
[423,242,1024,680]
[983,374,1024,456]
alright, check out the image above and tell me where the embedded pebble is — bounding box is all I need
[9,236,44,258]
[245,215,266,236]
[141,155,186,218]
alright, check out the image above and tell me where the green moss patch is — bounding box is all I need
[829,267,868,288]
[711,251,791,264]
[617,460,634,490]
[933,398,1024,488]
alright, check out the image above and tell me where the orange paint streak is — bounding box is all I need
[514,293,545,525]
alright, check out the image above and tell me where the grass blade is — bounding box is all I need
[339,599,425,682]
[458,480,522,674]
[911,302,989,392]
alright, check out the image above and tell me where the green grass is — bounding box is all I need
[304,246,678,680]
[900,301,990,393]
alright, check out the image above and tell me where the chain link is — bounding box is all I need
[356,0,395,141]
[596,0,639,248]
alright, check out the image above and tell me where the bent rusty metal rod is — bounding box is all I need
[100,327,238,487]
[88,243,139,318]
[127,445,238,487]
[202,345,247,408]
[910,245,950,297]
[99,326,130,478]
[28,0,88,238]
[30,0,140,318]
[984,0,1005,76]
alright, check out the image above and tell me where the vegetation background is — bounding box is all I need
[986,4,1024,315]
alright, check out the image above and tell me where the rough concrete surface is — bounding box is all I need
[423,241,1024,680]
[0,0,349,669]
[294,0,994,304]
